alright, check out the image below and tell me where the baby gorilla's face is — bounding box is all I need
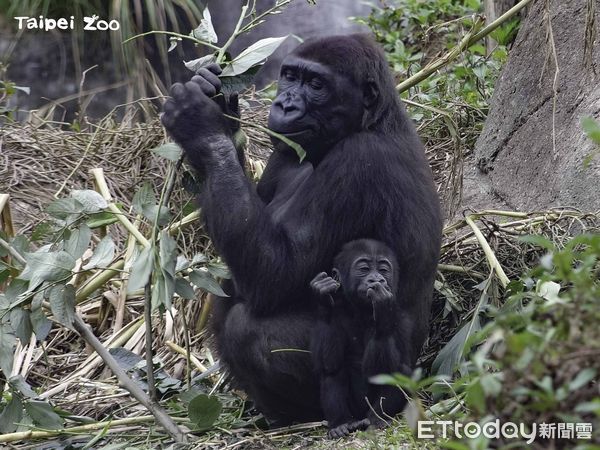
[348,255,394,305]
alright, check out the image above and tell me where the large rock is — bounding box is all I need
[468,0,600,211]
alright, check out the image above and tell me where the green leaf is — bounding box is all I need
[221,36,289,77]
[432,319,481,376]
[519,234,555,250]
[207,262,231,280]
[25,400,63,430]
[569,368,596,391]
[20,251,76,288]
[83,235,115,270]
[184,54,217,73]
[109,347,144,371]
[191,7,218,43]
[0,396,23,433]
[86,211,119,228]
[0,323,16,376]
[466,379,486,413]
[127,246,154,293]
[175,278,196,299]
[132,182,171,225]
[132,182,156,213]
[9,374,38,398]
[71,190,108,213]
[64,224,92,260]
[220,65,261,95]
[30,306,52,341]
[188,394,222,430]
[190,270,228,297]
[46,198,84,219]
[151,143,183,162]
[48,284,76,330]
[582,116,600,144]
[5,278,29,302]
[10,308,32,343]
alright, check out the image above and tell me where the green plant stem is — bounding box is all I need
[144,283,156,401]
[71,314,187,443]
[396,0,534,93]
[239,0,291,33]
[90,168,150,248]
[76,260,125,303]
[216,4,249,63]
[122,30,220,51]
[470,0,535,43]
[0,415,189,444]
[0,236,26,266]
[396,15,485,93]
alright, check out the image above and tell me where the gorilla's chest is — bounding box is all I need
[267,163,314,223]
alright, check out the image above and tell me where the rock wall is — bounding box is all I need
[467,0,600,212]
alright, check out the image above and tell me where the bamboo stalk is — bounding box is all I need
[89,168,150,248]
[465,215,510,288]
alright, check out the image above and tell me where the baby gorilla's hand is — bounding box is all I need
[310,272,340,307]
[366,282,393,303]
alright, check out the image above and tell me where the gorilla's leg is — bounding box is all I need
[213,301,322,423]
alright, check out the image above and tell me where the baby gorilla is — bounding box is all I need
[310,239,408,438]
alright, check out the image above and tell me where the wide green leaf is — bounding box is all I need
[0,322,16,377]
[191,7,218,43]
[20,251,76,288]
[25,400,63,430]
[72,190,108,213]
[189,269,228,297]
[48,284,76,330]
[184,54,217,73]
[64,224,92,260]
[10,308,32,343]
[0,396,23,433]
[151,143,183,162]
[46,198,84,219]
[188,394,222,430]
[127,246,154,293]
[175,278,196,300]
[83,235,115,270]
[221,36,288,77]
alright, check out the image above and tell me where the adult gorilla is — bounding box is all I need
[162,34,442,425]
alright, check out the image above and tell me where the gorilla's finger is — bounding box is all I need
[169,83,186,101]
[197,68,222,92]
[185,80,206,101]
[213,93,227,112]
[204,63,222,76]
[229,92,240,116]
[313,272,329,281]
[160,111,174,129]
[190,75,217,97]
[163,99,176,114]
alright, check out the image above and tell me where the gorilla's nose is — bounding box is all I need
[367,273,385,285]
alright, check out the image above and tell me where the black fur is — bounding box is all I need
[311,239,409,437]
[161,34,442,426]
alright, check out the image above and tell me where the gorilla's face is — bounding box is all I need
[268,55,364,158]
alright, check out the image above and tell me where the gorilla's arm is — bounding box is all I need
[361,290,409,428]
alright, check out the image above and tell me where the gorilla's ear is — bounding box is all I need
[363,79,379,109]
[331,268,341,284]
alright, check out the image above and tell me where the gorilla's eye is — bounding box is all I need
[283,70,297,82]
[379,264,391,275]
[357,265,369,275]
[309,78,324,90]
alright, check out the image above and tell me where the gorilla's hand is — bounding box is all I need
[367,282,393,303]
[193,64,241,134]
[310,272,339,307]
[161,78,228,148]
